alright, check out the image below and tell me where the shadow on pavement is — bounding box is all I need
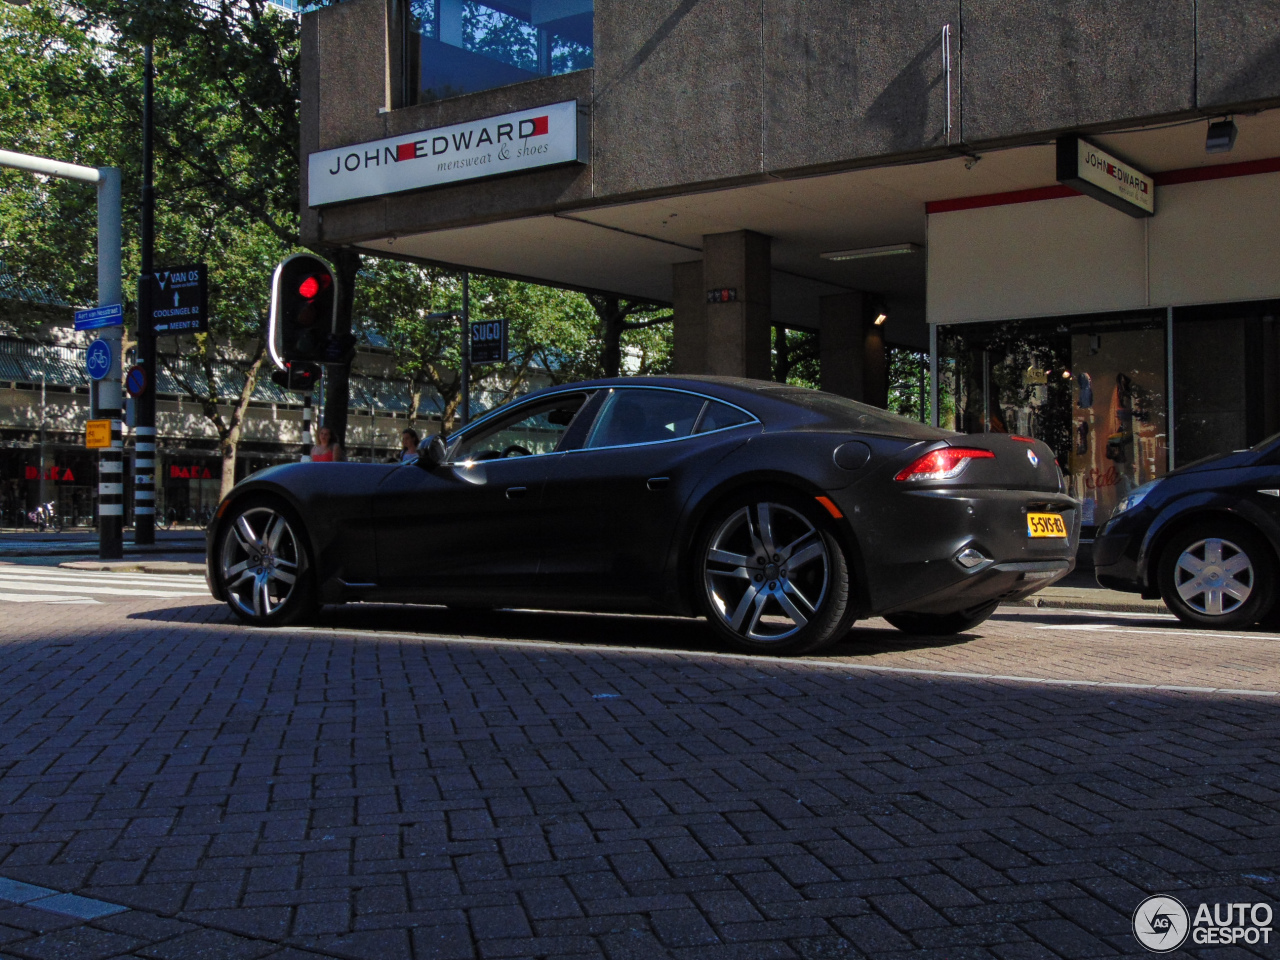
[129,600,992,657]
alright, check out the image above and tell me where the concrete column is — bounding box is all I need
[702,231,771,380]
[819,293,864,399]
[671,260,705,375]
[819,292,889,407]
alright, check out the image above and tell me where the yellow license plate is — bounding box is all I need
[1027,513,1067,538]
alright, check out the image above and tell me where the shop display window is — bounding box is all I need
[1174,307,1280,465]
[406,0,593,104]
[940,313,1169,531]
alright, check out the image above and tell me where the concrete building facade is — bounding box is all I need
[301,0,1280,536]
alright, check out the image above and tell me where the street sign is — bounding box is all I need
[74,303,123,331]
[470,318,508,364]
[85,338,113,381]
[125,364,148,398]
[85,419,112,448]
[142,263,208,335]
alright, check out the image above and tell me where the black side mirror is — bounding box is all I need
[418,434,448,469]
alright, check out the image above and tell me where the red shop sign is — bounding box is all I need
[24,466,76,482]
[169,465,215,480]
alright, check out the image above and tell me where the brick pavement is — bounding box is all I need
[0,594,1277,959]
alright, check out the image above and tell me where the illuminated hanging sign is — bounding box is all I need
[1056,135,1154,218]
[308,100,585,207]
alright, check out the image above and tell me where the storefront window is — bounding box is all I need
[940,313,1169,531]
[406,0,593,104]
[1174,307,1280,465]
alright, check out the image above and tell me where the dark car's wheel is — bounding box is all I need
[216,497,316,626]
[697,491,852,655]
[884,600,999,636]
[1157,520,1276,629]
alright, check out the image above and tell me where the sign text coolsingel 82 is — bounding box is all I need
[308,101,582,207]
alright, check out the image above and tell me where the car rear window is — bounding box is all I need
[696,400,753,434]
[767,387,953,440]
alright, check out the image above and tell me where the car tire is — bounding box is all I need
[696,489,853,655]
[884,600,1000,636]
[215,496,316,627]
[1157,520,1276,629]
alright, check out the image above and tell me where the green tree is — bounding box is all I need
[0,0,306,497]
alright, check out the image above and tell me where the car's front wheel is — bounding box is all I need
[1157,520,1275,629]
[216,497,316,626]
[697,491,853,655]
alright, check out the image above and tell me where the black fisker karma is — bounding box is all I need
[206,376,1081,653]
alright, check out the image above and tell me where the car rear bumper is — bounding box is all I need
[845,487,1081,617]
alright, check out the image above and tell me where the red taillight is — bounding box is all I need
[894,446,995,482]
[1010,435,1034,443]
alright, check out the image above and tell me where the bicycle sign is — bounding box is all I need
[85,338,113,381]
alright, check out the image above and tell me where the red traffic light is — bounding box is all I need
[298,274,331,300]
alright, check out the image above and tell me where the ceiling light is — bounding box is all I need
[874,313,887,325]
[820,243,922,262]
[1206,118,1237,154]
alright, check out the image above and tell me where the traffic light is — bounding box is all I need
[270,362,321,392]
[268,253,339,368]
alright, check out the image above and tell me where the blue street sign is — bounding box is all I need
[125,365,148,398]
[74,303,124,331]
[85,338,113,381]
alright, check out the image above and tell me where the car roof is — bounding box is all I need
[513,376,952,441]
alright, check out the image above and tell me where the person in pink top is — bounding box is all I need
[310,425,344,462]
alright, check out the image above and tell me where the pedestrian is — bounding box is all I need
[310,425,345,462]
[399,428,420,463]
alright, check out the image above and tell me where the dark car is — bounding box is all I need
[1093,431,1280,628]
[206,377,1080,653]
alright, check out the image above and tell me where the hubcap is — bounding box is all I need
[1174,537,1253,617]
[704,502,829,642]
[220,507,301,618]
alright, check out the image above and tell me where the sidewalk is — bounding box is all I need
[0,529,205,560]
[1011,569,1168,614]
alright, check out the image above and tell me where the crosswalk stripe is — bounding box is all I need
[0,578,205,599]
[0,570,205,589]
[0,593,99,604]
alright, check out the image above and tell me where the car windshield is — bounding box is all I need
[766,387,954,440]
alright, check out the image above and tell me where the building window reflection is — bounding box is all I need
[406,0,593,104]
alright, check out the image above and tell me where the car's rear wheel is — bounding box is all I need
[1157,520,1275,629]
[217,497,315,626]
[697,491,852,655]
[884,600,999,636]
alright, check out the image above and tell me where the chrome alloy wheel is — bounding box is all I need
[703,502,830,642]
[1173,537,1254,617]
[219,506,302,619]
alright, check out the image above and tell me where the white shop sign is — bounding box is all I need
[308,100,583,207]
[1056,134,1155,218]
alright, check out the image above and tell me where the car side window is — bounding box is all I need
[452,393,588,461]
[696,400,753,434]
[585,389,707,449]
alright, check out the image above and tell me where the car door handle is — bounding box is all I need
[506,486,528,499]
[646,477,670,491]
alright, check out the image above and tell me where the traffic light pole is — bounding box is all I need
[0,152,123,559]
[134,42,157,545]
